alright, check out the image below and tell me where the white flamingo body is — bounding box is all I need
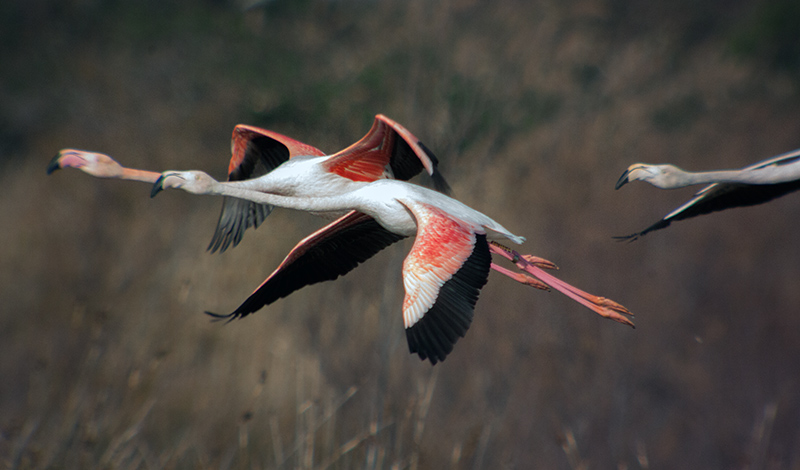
[615,147,800,240]
[162,174,522,241]
[232,155,370,196]
[220,154,379,220]
[154,172,632,364]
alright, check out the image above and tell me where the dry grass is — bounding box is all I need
[3,0,800,468]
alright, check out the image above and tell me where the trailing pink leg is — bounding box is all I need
[489,242,634,327]
[490,263,550,290]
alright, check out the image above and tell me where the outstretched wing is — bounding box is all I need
[617,179,800,241]
[323,114,451,194]
[738,147,800,172]
[208,210,406,320]
[209,125,327,253]
[400,203,491,364]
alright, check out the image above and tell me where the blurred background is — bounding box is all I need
[2,0,800,468]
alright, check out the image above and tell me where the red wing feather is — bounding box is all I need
[208,125,327,253]
[322,116,397,182]
[208,210,406,320]
[322,115,446,187]
[228,124,325,176]
[400,203,491,364]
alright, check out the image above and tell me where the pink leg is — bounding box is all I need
[489,242,634,328]
[491,263,550,291]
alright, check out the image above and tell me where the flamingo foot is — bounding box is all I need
[521,254,558,270]
[583,296,635,327]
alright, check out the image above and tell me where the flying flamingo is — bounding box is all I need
[152,173,634,364]
[48,114,450,252]
[615,147,800,240]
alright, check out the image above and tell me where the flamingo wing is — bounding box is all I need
[227,124,327,177]
[617,179,800,240]
[208,197,274,253]
[400,203,491,364]
[738,147,800,171]
[208,210,406,320]
[209,125,327,253]
[322,114,451,194]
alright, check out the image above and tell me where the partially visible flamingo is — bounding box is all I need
[615,147,800,240]
[47,149,161,183]
[152,172,633,364]
[48,114,450,252]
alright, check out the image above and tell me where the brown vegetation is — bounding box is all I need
[3,0,800,468]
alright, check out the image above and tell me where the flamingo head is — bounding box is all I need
[615,163,684,190]
[47,149,124,178]
[151,170,216,197]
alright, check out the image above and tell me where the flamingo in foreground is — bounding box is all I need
[48,114,450,252]
[615,147,800,240]
[152,173,634,364]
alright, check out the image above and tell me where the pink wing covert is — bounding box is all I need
[323,115,447,190]
[228,124,325,176]
[400,202,491,364]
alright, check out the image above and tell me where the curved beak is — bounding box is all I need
[48,149,90,175]
[151,172,184,198]
[46,153,63,175]
[614,169,631,190]
[151,174,168,198]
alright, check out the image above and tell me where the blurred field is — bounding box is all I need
[3,0,800,468]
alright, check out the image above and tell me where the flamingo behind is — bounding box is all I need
[47,149,161,183]
[615,147,800,240]
[153,173,634,364]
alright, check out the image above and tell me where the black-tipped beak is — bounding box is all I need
[614,169,631,190]
[46,154,62,175]
[151,175,167,198]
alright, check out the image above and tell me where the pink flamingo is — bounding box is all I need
[152,173,633,364]
[47,149,161,183]
[48,114,450,252]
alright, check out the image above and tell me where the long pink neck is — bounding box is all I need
[120,168,162,183]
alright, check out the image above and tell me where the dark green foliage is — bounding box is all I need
[729,0,800,72]
[651,93,707,132]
